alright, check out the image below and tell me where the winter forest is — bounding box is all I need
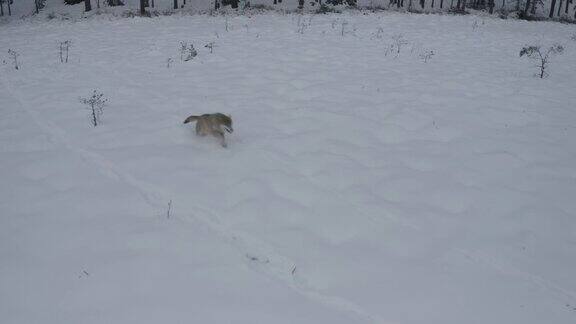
[1,0,576,18]
[1,0,575,323]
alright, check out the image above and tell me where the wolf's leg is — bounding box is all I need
[213,130,227,148]
[196,122,205,136]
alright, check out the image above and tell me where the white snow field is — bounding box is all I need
[1,11,576,324]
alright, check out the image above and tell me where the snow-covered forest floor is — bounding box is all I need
[1,11,576,324]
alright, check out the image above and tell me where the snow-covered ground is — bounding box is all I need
[1,11,576,324]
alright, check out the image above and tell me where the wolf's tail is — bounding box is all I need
[183,115,199,124]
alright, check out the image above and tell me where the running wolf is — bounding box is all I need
[183,113,233,147]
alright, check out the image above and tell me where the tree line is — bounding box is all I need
[0,0,574,20]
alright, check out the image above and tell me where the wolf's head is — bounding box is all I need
[221,114,233,133]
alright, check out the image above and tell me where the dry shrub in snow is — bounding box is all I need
[520,44,564,78]
[80,90,108,127]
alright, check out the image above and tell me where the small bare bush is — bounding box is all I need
[471,20,484,31]
[385,34,408,57]
[204,42,215,54]
[419,49,434,63]
[519,44,564,78]
[296,15,310,34]
[179,42,197,61]
[59,40,71,63]
[340,21,348,36]
[371,27,385,40]
[80,90,108,127]
[7,49,19,70]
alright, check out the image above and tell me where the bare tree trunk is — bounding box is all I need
[549,0,557,17]
[173,0,178,9]
[565,0,570,14]
[6,0,10,15]
[84,0,92,11]
[440,0,444,8]
[557,0,562,15]
[91,105,98,127]
[432,0,435,7]
[1,1,4,17]
[489,0,494,12]
[140,0,145,15]
[530,0,535,14]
